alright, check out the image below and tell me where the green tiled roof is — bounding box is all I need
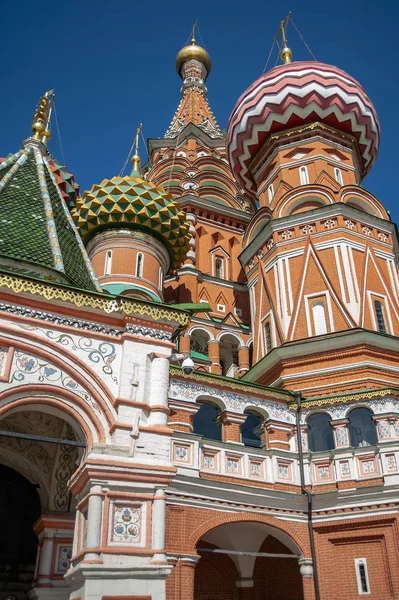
[0,143,101,292]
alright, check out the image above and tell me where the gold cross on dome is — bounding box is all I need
[274,12,293,64]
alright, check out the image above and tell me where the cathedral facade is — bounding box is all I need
[0,27,398,600]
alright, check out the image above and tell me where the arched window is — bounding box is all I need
[215,257,224,279]
[104,250,112,276]
[348,408,377,447]
[268,184,274,203]
[264,321,272,353]
[193,402,221,441]
[307,413,334,452]
[355,559,370,594]
[248,342,253,369]
[299,166,309,185]
[241,411,263,447]
[334,167,343,186]
[374,300,387,333]
[136,253,144,278]
[312,302,328,335]
[190,330,210,359]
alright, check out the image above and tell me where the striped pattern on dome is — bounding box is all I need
[227,61,380,197]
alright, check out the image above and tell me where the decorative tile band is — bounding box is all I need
[0,274,190,325]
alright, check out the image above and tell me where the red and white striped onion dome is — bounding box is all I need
[227,61,380,198]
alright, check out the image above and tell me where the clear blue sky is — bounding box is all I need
[1,0,397,220]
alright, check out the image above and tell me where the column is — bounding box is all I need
[208,339,221,375]
[179,556,199,600]
[151,488,167,563]
[183,212,197,268]
[237,345,250,376]
[330,418,350,448]
[298,558,316,600]
[36,533,54,586]
[85,484,103,561]
[236,577,255,600]
[372,413,399,443]
[218,411,246,443]
[149,354,170,426]
[168,400,200,433]
[179,333,191,355]
[264,419,293,451]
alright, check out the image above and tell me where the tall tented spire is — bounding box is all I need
[0,92,101,291]
[165,34,223,139]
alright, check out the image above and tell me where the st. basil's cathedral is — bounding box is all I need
[0,17,398,600]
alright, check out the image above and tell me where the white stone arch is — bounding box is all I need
[195,393,227,413]
[305,407,334,421]
[243,404,269,422]
[278,189,334,218]
[344,403,375,419]
[216,331,245,346]
[246,337,253,348]
[188,325,215,341]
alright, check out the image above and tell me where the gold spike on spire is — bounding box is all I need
[274,12,293,64]
[130,123,143,176]
[32,90,55,143]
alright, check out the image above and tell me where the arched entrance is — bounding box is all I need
[194,521,304,600]
[0,465,41,597]
[0,406,87,597]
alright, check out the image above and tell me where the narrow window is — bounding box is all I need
[215,257,224,279]
[104,250,112,276]
[264,322,272,353]
[268,184,274,202]
[299,166,309,185]
[355,559,370,594]
[334,167,343,186]
[374,300,386,333]
[136,253,144,278]
[158,267,163,289]
[312,302,327,335]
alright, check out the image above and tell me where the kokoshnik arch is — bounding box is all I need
[0,19,398,600]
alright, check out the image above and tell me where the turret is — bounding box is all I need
[72,128,190,301]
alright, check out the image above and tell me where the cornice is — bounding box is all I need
[240,202,397,267]
[0,273,190,327]
[244,328,399,385]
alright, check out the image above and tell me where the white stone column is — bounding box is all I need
[149,355,170,426]
[151,487,167,563]
[36,533,54,585]
[85,484,103,560]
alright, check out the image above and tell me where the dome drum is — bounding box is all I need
[87,229,169,302]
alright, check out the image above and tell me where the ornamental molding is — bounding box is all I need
[0,302,173,341]
[299,394,399,423]
[0,274,190,326]
[169,376,294,423]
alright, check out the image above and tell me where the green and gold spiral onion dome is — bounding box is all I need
[72,175,190,271]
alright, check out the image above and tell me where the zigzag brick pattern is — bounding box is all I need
[227,61,380,197]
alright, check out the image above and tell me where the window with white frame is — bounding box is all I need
[312,302,328,335]
[334,167,343,186]
[215,256,224,279]
[299,166,309,185]
[268,184,274,203]
[104,250,112,276]
[355,558,370,594]
[264,321,272,353]
[136,252,144,278]
[374,300,387,333]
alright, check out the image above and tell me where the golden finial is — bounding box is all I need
[32,90,55,143]
[130,123,143,176]
[274,12,293,64]
[191,19,198,44]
